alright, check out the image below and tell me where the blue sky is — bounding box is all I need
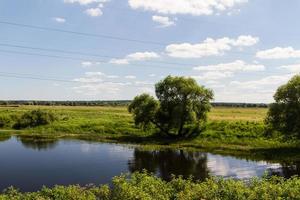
[0,0,300,103]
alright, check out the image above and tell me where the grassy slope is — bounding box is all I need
[0,105,299,162]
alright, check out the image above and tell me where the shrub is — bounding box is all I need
[13,110,56,129]
[0,116,10,128]
[1,172,300,199]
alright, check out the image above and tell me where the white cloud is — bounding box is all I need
[127,52,160,60]
[74,72,119,83]
[81,61,93,67]
[230,74,294,90]
[53,17,66,23]
[128,0,248,16]
[125,75,136,79]
[149,73,156,77]
[81,61,101,67]
[109,52,160,65]
[194,60,265,72]
[109,59,130,65]
[166,35,258,58]
[152,15,175,27]
[85,7,103,17]
[192,71,234,81]
[280,64,300,73]
[73,82,122,96]
[73,71,128,96]
[231,35,259,46]
[64,0,109,17]
[64,0,109,5]
[256,47,300,59]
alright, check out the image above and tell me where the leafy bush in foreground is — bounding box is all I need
[13,110,56,129]
[1,172,300,200]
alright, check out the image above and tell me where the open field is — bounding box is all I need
[0,105,299,162]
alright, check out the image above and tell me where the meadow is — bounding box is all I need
[0,105,298,163]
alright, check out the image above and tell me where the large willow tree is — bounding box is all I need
[128,76,213,138]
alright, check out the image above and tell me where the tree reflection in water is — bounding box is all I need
[128,149,210,181]
[17,136,58,151]
[0,134,11,142]
[269,161,300,178]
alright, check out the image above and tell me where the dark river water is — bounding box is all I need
[0,136,299,192]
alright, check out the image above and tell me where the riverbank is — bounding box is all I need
[0,105,299,162]
[1,172,300,199]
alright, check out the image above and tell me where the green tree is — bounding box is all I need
[266,75,300,138]
[128,76,213,138]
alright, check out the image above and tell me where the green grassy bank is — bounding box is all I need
[0,105,299,162]
[1,172,300,200]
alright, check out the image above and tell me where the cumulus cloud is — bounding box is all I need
[109,52,160,65]
[85,7,103,17]
[81,61,101,67]
[230,74,294,90]
[193,60,265,72]
[128,0,248,16]
[192,71,234,81]
[166,35,259,58]
[64,0,109,17]
[152,15,175,27]
[74,71,119,83]
[256,47,300,59]
[64,0,109,5]
[125,75,137,79]
[280,64,300,73]
[52,17,66,23]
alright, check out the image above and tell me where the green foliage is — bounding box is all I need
[1,172,300,200]
[0,116,10,128]
[129,76,214,138]
[13,109,56,129]
[266,75,300,138]
[128,94,159,130]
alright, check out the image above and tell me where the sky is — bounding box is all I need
[0,0,300,103]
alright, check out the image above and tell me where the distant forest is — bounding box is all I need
[0,100,268,108]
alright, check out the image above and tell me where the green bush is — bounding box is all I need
[0,116,10,128]
[13,110,56,129]
[1,172,300,200]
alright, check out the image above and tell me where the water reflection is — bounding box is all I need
[17,137,58,150]
[270,161,300,178]
[0,136,300,192]
[128,148,300,180]
[128,149,209,181]
[0,134,11,142]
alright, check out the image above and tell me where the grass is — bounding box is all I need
[1,172,300,200]
[0,105,299,162]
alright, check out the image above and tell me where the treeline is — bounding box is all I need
[0,100,268,108]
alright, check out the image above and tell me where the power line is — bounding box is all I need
[0,42,197,67]
[0,72,154,88]
[0,42,255,69]
[0,49,195,71]
[0,20,167,46]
